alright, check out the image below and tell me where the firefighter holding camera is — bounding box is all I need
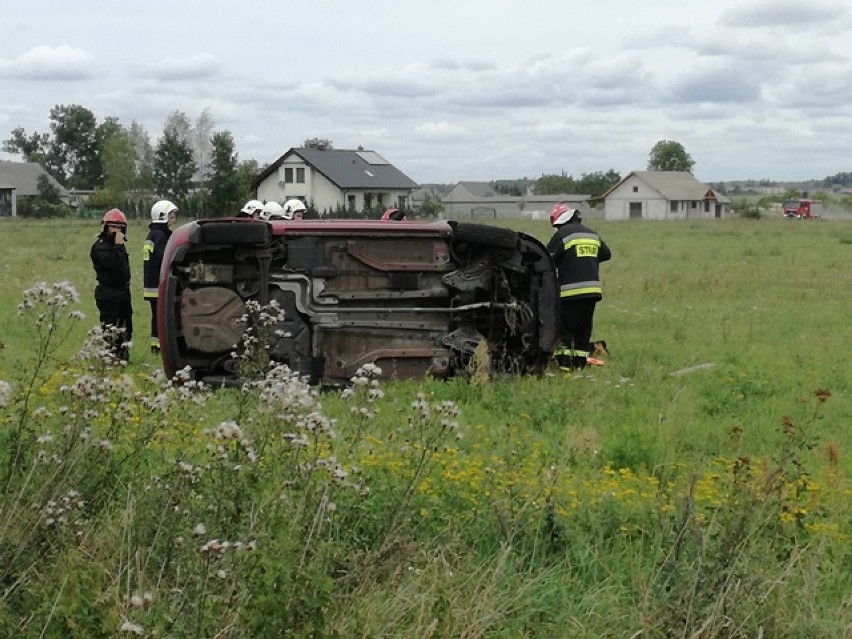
[90,208,133,362]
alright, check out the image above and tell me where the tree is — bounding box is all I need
[163,110,192,145]
[303,137,333,150]
[647,140,695,173]
[36,174,62,204]
[575,169,621,198]
[534,173,576,195]
[48,104,102,188]
[2,127,50,165]
[101,126,136,200]
[192,109,215,182]
[206,131,242,216]
[418,193,444,218]
[129,121,154,192]
[153,131,196,201]
[235,159,260,203]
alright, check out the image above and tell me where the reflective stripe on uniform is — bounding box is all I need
[143,287,159,299]
[553,346,589,357]
[563,236,601,257]
[559,280,602,297]
[142,240,154,262]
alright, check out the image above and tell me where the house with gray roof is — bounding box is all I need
[441,181,591,220]
[0,161,68,217]
[253,147,419,215]
[603,171,730,221]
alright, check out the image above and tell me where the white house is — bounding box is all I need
[603,171,730,221]
[253,147,419,215]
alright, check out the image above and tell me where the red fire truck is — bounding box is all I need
[781,198,822,219]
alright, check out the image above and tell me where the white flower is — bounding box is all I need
[0,381,11,408]
[119,620,144,635]
[193,523,207,536]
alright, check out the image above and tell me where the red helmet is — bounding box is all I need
[102,208,127,226]
[381,207,406,221]
[550,202,577,226]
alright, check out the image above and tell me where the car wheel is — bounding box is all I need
[451,222,518,249]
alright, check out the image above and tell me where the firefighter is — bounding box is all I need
[381,207,407,221]
[90,208,133,362]
[546,203,611,371]
[143,200,177,353]
[282,198,307,220]
[238,199,263,218]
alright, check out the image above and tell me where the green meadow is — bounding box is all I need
[0,216,849,638]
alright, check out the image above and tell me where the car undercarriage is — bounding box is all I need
[159,219,558,385]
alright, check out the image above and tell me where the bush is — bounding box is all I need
[15,197,73,218]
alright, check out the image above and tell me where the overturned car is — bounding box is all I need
[158,218,558,384]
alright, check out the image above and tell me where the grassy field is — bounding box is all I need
[0,216,849,637]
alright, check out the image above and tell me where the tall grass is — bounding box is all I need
[0,217,849,637]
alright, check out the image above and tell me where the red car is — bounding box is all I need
[158,218,558,384]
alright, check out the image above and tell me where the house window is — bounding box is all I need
[704,200,710,213]
[347,195,356,210]
[670,200,678,213]
[377,194,384,207]
[284,167,293,183]
[397,196,408,208]
[629,202,642,219]
[632,185,639,193]
[364,193,373,209]
[691,201,697,209]
[296,168,305,183]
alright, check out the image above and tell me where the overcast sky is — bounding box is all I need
[2,0,852,185]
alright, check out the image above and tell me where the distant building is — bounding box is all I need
[0,161,68,217]
[602,171,730,221]
[441,181,590,220]
[252,147,418,215]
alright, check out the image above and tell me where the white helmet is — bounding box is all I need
[240,199,263,217]
[151,199,178,223]
[258,201,284,221]
[282,198,307,219]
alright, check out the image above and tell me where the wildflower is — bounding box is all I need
[0,381,13,407]
[193,523,207,536]
[118,620,144,635]
[217,569,228,579]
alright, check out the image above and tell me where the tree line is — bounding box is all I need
[3,105,259,218]
[5,103,702,217]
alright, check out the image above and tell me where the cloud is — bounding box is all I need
[668,65,762,104]
[0,44,95,80]
[719,0,849,28]
[144,54,220,81]
[413,120,471,140]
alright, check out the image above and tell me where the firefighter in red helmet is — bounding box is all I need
[381,207,407,221]
[546,203,611,371]
[90,208,133,362]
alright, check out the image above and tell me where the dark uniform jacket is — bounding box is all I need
[143,224,172,299]
[91,233,131,302]
[546,220,612,301]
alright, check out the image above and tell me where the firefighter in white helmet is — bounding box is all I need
[258,200,285,221]
[282,198,307,220]
[239,199,263,218]
[546,202,611,371]
[143,200,178,353]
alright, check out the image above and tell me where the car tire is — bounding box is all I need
[199,221,271,246]
[451,223,518,249]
